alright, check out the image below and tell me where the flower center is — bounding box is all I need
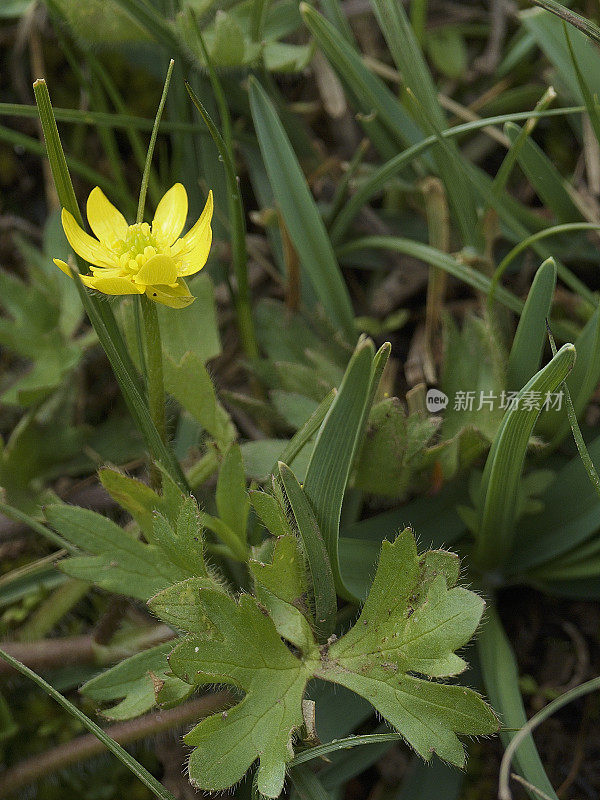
[114,223,166,274]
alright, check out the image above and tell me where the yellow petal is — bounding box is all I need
[171,190,213,257]
[61,209,118,268]
[146,280,195,309]
[53,258,73,277]
[80,273,145,295]
[133,254,179,286]
[86,187,128,247]
[90,265,125,276]
[178,225,212,277]
[152,183,188,246]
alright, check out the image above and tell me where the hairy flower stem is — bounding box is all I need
[141,295,166,489]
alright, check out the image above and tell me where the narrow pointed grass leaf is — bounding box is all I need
[506,259,557,391]
[33,80,80,225]
[529,0,600,46]
[302,339,380,599]
[136,59,173,224]
[186,24,258,357]
[490,222,600,304]
[545,324,600,500]
[327,101,595,304]
[248,77,355,340]
[521,5,600,110]
[272,388,336,476]
[474,343,576,569]
[317,0,356,42]
[478,609,559,800]
[505,123,582,223]
[504,431,600,573]
[369,0,443,128]
[300,4,424,152]
[0,646,178,800]
[0,501,76,553]
[317,727,395,791]
[338,237,523,314]
[290,733,403,767]
[489,87,557,206]
[0,100,209,134]
[0,121,132,214]
[278,462,337,642]
[370,0,479,248]
[327,107,582,246]
[564,22,600,147]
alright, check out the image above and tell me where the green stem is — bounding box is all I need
[136,57,172,476]
[141,296,167,487]
[137,59,174,224]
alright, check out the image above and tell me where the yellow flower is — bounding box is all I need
[54,184,213,309]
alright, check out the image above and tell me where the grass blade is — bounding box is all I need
[489,87,557,205]
[327,105,591,262]
[273,389,336,476]
[248,77,355,341]
[490,222,600,299]
[530,0,600,46]
[291,733,403,766]
[278,462,337,642]
[474,343,576,569]
[563,22,600,147]
[302,338,379,599]
[478,608,559,800]
[506,258,557,391]
[0,646,178,800]
[369,0,479,248]
[338,236,523,314]
[505,122,582,223]
[500,673,600,800]
[538,305,600,445]
[300,4,424,152]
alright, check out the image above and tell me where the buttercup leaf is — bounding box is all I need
[168,590,314,798]
[249,534,314,650]
[164,529,497,797]
[46,490,212,601]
